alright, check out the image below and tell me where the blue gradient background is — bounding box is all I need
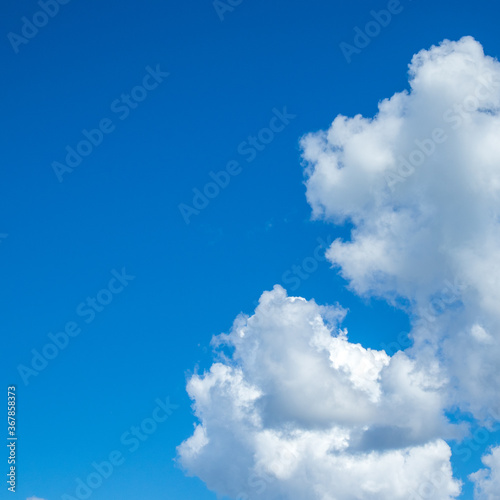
[2,0,500,498]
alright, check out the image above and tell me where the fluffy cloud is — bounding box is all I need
[470,446,500,499]
[301,36,500,421]
[178,286,461,499]
[180,36,500,499]
[27,497,47,500]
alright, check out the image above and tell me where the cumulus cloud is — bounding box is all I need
[470,446,500,499]
[178,286,461,499]
[301,36,500,421]
[180,36,500,499]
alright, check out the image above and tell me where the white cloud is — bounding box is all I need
[301,36,500,421]
[470,446,500,499]
[178,286,461,499]
[27,497,47,500]
[180,36,500,499]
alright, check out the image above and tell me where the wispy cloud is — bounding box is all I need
[470,446,500,498]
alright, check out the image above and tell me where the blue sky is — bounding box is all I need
[2,1,500,499]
